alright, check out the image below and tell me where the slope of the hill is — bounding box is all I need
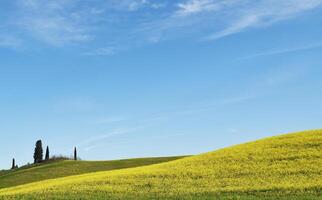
[0,129,321,199]
[0,156,186,189]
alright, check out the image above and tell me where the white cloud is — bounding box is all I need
[206,0,322,40]
[109,0,156,11]
[137,0,322,44]
[78,126,146,147]
[16,0,91,46]
[128,0,148,11]
[2,0,322,50]
[83,133,186,152]
[177,0,219,16]
[240,42,322,59]
[77,94,256,150]
[150,3,166,9]
[207,14,260,40]
[11,0,163,47]
[22,17,91,46]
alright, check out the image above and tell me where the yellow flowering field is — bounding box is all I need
[0,129,321,199]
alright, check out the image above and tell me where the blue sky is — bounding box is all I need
[1,0,322,169]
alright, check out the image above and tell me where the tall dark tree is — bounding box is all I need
[33,140,43,164]
[74,147,77,161]
[45,146,50,161]
[11,158,15,170]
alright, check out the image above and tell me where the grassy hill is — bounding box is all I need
[0,129,321,199]
[0,156,186,189]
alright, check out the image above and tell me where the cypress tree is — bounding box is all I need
[33,140,43,164]
[74,147,77,161]
[45,146,50,161]
[11,158,15,170]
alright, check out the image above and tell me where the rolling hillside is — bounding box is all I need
[0,130,321,199]
[0,156,186,189]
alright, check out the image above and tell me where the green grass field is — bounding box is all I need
[0,156,186,189]
[0,129,321,199]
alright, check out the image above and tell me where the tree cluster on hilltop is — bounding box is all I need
[10,140,78,170]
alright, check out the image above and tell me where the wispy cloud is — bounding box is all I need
[78,126,146,148]
[8,0,169,48]
[76,67,303,150]
[16,0,91,46]
[176,0,220,16]
[184,0,322,40]
[138,95,256,122]
[80,94,254,149]
[135,0,322,44]
[207,14,260,40]
[2,0,321,51]
[109,0,162,11]
[240,42,322,59]
[124,0,149,11]
[83,133,186,152]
